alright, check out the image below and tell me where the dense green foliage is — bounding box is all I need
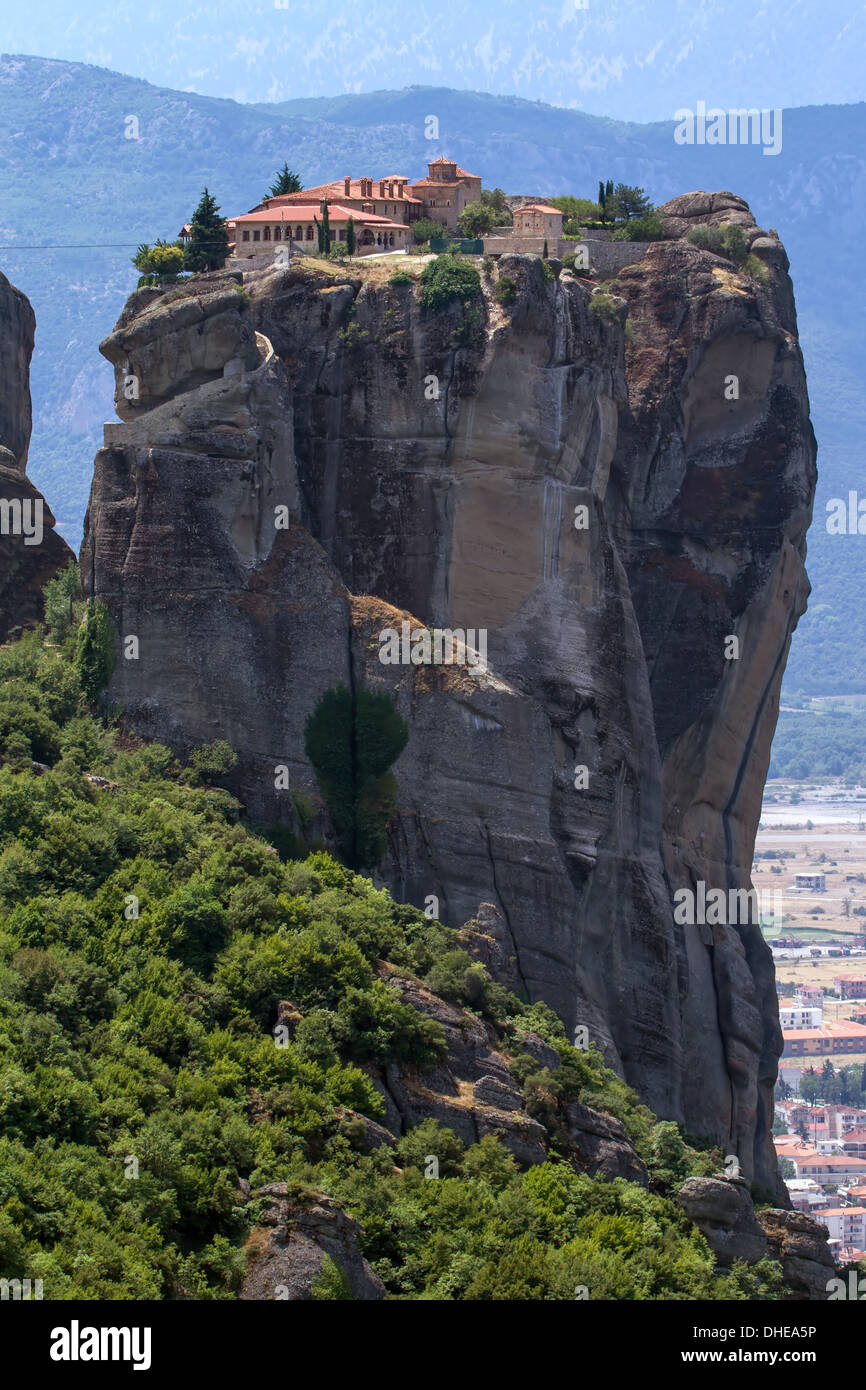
[612,212,665,241]
[480,187,512,223]
[798,1062,866,1106]
[550,195,603,223]
[588,292,622,325]
[131,240,185,284]
[418,255,482,312]
[493,274,517,305]
[304,684,408,871]
[458,201,496,237]
[74,601,116,702]
[0,618,787,1300]
[411,217,444,245]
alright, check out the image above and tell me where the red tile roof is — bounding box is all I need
[516,203,565,216]
[232,205,407,228]
[265,180,421,206]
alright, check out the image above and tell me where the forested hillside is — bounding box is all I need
[0,576,786,1300]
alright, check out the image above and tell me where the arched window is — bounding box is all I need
[306,227,314,240]
[274,226,281,241]
[263,227,271,240]
[295,227,302,241]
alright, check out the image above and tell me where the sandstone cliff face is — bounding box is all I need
[0,269,72,639]
[80,191,816,1196]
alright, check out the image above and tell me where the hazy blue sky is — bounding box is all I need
[3,0,864,118]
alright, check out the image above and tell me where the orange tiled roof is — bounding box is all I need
[516,203,565,216]
[232,204,407,228]
[265,180,421,206]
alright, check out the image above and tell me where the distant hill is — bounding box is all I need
[0,54,864,695]
[4,0,864,117]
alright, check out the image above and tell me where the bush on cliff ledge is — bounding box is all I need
[418,255,482,313]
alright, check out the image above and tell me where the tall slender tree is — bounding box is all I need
[183,188,229,272]
[345,216,356,258]
[315,201,332,255]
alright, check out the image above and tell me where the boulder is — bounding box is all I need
[758,1208,837,1301]
[239,1187,384,1301]
[566,1101,649,1186]
[677,1176,768,1266]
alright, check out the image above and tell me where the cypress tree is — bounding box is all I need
[345,216,356,258]
[183,188,229,272]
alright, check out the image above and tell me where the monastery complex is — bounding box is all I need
[219,157,565,259]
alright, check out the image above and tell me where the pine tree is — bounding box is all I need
[266,163,303,199]
[183,188,229,273]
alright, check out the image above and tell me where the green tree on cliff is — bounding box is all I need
[304,684,408,871]
[131,240,185,283]
[42,560,84,647]
[611,183,653,224]
[458,201,496,237]
[345,216,356,257]
[183,188,229,273]
[74,599,116,701]
[265,163,303,199]
[315,202,332,255]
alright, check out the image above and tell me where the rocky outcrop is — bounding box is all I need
[0,269,72,640]
[677,1176,836,1298]
[608,196,815,1202]
[238,1186,384,1300]
[80,191,816,1195]
[372,965,549,1167]
[566,1101,649,1186]
[758,1208,837,1301]
[677,1175,769,1266]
